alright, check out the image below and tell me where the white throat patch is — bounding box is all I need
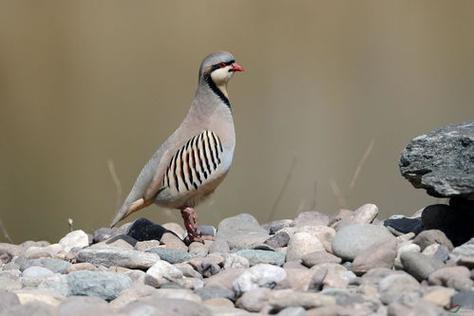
[210,66,233,98]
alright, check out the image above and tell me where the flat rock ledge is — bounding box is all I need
[1,205,474,316]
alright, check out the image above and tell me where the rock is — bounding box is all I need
[215,213,269,250]
[451,290,474,310]
[400,252,444,281]
[394,242,420,269]
[57,296,110,316]
[150,288,202,302]
[66,271,132,301]
[0,290,20,313]
[0,243,23,257]
[189,241,210,257]
[413,229,454,250]
[277,307,306,316]
[432,245,450,263]
[311,263,356,289]
[428,266,473,291]
[126,218,168,241]
[236,288,270,312]
[134,240,161,251]
[146,247,191,263]
[0,270,22,291]
[160,232,188,251]
[295,225,336,253]
[383,216,424,235]
[19,258,72,274]
[208,239,230,254]
[264,231,290,248]
[14,289,65,307]
[198,225,216,237]
[331,224,396,261]
[195,285,235,301]
[120,298,210,316]
[451,238,474,267]
[76,247,160,269]
[188,254,224,277]
[66,262,96,272]
[264,219,293,234]
[423,286,455,308]
[352,239,398,275]
[145,260,183,286]
[378,273,421,304]
[235,249,285,266]
[59,230,89,252]
[24,244,63,259]
[21,266,55,287]
[301,251,341,268]
[206,268,244,291]
[92,227,114,243]
[100,234,137,249]
[224,253,250,269]
[286,232,325,261]
[233,264,286,294]
[351,203,379,224]
[162,222,187,239]
[174,263,203,279]
[283,268,320,291]
[293,211,330,227]
[1,302,56,316]
[388,299,446,316]
[399,121,474,198]
[267,289,336,311]
[421,203,474,246]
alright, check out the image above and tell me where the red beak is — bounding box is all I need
[231,63,245,72]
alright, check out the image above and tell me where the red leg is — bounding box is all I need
[181,207,202,243]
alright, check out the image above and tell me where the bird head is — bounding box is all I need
[199,51,244,88]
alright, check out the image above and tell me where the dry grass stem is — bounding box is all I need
[0,219,13,243]
[268,157,297,222]
[349,139,375,191]
[107,159,123,210]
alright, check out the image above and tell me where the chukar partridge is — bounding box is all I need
[111,51,244,242]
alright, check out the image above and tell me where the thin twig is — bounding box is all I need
[329,178,347,209]
[349,139,375,191]
[268,157,297,222]
[107,159,123,209]
[0,219,13,243]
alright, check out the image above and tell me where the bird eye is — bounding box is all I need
[219,62,226,68]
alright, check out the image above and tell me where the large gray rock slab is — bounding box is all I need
[331,224,396,261]
[76,247,160,269]
[216,213,269,250]
[399,121,474,198]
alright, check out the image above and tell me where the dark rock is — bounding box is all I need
[383,216,424,235]
[421,204,474,246]
[146,248,192,264]
[127,218,169,241]
[265,231,290,248]
[400,252,444,281]
[399,121,474,198]
[413,229,454,250]
[195,285,235,301]
[235,249,285,266]
[67,271,132,301]
[451,290,474,310]
[263,219,293,234]
[104,234,138,247]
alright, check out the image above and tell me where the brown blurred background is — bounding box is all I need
[1,1,473,242]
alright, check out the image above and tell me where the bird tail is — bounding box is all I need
[110,198,152,228]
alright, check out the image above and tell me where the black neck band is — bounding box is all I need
[204,74,231,108]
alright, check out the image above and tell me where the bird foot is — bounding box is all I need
[181,207,203,244]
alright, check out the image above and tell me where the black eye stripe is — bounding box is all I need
[211,60,235,71]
